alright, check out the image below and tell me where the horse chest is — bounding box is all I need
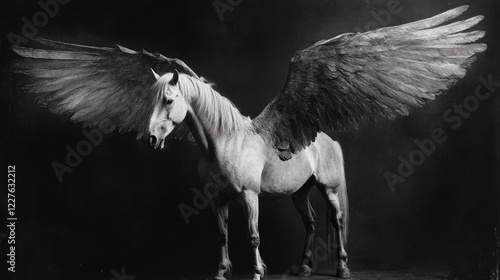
[211,133,268,190]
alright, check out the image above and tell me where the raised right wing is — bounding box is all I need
[253,5,486,160]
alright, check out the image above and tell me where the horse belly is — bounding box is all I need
[260,148,317,196]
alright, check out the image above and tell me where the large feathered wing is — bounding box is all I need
[252,5,487,160]
[12,38,198,139]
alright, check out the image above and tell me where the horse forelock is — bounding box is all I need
[150,73,215,101]
[150,73,175,103]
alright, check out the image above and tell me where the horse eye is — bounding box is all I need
[162,97,173,106]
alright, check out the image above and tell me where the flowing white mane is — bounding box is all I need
[152,74,249,135]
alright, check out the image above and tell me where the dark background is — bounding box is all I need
[0,0,498,279]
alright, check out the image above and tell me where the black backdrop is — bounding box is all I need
[0,0,498,279]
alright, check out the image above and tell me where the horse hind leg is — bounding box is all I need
[316,179,350,278]
[291,178,317,277]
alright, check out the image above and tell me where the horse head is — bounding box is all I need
[148,69,189,149]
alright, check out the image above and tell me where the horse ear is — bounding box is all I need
[169,69,179,86]
[150,68,161,80]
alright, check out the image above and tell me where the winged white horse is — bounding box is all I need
[12,6,486,280]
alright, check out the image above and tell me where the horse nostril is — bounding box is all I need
[150,135,157,146]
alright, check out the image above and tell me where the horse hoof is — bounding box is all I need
[297,265,312,277]
[336,267,351,279]
[215,276,227,280]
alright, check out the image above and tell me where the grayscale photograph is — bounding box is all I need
[0,0,498,279]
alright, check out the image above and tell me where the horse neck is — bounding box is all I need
[179,75,249,158]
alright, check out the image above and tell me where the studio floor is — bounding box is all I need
[154,269,448,280]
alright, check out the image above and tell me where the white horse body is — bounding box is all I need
[210,129,344,197]
[149,72,350,280]
[156,73,345,198]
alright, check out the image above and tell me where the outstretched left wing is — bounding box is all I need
[12,38,198,139]
[253,5,487,160]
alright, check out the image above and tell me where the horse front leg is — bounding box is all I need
[241,190,266,280]
[214,195,232,280]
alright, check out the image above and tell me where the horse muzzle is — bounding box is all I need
[148,134,166,150]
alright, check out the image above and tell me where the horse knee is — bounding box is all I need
[217,233,227,246]
[337,212,344,223]
[249,234,260,248]
[305,219,316,232]
[219,259,232,271]
[332,211,344,229]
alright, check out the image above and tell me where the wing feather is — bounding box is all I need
[253,5,486,158]
[361,5,469,36]
[12,38,199,139]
